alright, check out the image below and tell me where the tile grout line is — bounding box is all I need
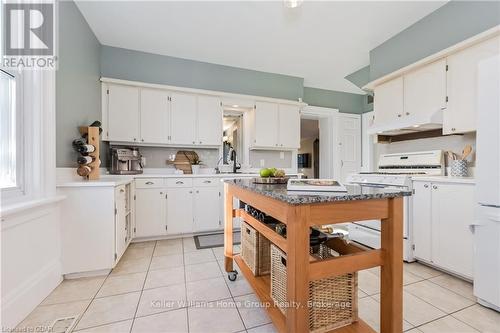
[410,303,479,332]
[183,238,191,333]
[129,240,158,333]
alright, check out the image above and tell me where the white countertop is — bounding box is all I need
[411,176,476,184]
[56,172,260,187]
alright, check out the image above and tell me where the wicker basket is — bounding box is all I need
[241,222,271,276]
[270,244,358,333]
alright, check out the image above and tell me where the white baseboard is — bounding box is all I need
[1,259,62,330]
[64,269,110,280]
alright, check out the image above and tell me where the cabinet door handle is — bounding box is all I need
[397,114,402,118]
[423,184,429,188]
[145,181,154,185]
[175,181,184,184]
[199,141,202,144]
[432,185,438,189]
[192,141,196,144]
[120,189,125,192]
[189,191,193,194]
[196,190,199,194]
[406,112,410,116]
[203,180,211,184]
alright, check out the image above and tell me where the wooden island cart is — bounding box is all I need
[223,179,411,333]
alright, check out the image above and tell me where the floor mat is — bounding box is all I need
[194,231,241,249]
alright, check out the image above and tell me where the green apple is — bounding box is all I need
[260,168,273,178]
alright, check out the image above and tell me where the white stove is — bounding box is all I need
[346,150,444,262]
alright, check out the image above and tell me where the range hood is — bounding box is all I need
[367,108,444,136]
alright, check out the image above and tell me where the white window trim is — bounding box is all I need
[1,69,25,200]
[1,70,57,207]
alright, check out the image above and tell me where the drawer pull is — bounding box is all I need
[176,181,184,184]
[203,180,212,184]
[145,181,154,185]
[120,189,125,193]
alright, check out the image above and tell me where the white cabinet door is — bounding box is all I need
[107,85,140,142]
[194,187,221,232]
[115,185,128,260]
[431,183,475,278]
[445,36,500,134]
[404,59,447,120]
[337,114,361,182]
[278,104,300,149]
[197,95,222,146]
[170,92,197,145]
[135,188,166,238]
[166,188,194,235]
[373,77,404,126]
[140,89,170,144]
[412,182,432,262]
[253,102,279,148]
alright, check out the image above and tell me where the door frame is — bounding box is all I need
[301,106,339,179]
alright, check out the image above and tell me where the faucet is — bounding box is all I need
[230,149,241,173]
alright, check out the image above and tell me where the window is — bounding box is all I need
[0,69,22,194]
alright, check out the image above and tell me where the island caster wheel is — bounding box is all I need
[228,271,238,281]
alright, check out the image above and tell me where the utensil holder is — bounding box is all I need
[450,160,468,177]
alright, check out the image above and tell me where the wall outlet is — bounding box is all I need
[260,159,265,167]
[280,152,285,159]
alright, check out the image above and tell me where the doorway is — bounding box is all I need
[299,118,319,178]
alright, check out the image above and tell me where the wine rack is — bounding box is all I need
[78,126,100,180]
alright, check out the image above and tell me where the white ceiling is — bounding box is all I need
[76,0,446,94]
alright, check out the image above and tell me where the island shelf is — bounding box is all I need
[223,179,411,333]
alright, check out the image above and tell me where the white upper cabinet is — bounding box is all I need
[140,88,170,144]
[250,102,300,149]
[404,59,447,120]
[252,101,279,148]
[278,104,301,149]
[107,85,140,142]
[197,95,222,146]
[373,77,404,126]
[445,36,500,134]
[170,92,198,145]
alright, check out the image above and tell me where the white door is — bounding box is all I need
[194,187,221,232]
[197,95,222,146]
[140,89,170,144]
[166,188,194,235]
[115,186,128,260]
[411,182,432,262]
[170,92,197,145]
[431,183,475,279]
[135,188,166,238]
[373,77,404,126]
[253,102,279,148]
[278,104,300,149]
[404,59,447,120]
[337,114,361,182]
[445,36,500,134]
[107,84,140,142]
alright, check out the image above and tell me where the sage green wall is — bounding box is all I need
[370,0,500,80]
[100,46,304,101]
[302,87,365,114]
[345,65,370,90]
[56,1,102,167]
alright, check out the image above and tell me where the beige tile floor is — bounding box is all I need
[16,238,500,333]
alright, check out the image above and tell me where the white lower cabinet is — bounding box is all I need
[412,180,475,279]
[166,187,194,234]
[135,188,167,238]
[194,186,222,232]
[57,182,134,275]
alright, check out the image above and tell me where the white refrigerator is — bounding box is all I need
[474,55,500,312]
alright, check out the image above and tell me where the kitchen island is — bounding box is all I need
[223,179,411,333]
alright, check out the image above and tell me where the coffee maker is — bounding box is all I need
[110,147,143,174]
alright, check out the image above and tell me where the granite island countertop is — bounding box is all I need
[224,178,412,205]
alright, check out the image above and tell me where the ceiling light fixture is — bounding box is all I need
[284,0,303,9]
